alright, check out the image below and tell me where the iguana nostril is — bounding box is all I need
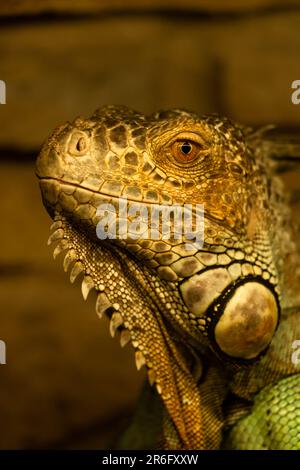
[68,131,89,156]
[214,282,279,360]
[76,137,86,152]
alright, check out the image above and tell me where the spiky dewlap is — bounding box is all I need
[48,214,158,388]
[47,214,209,449]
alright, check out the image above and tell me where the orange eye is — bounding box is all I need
[171,140,203,163]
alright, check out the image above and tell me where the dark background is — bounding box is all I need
[1,0,300,449]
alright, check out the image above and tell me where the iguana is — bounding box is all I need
[36,105,300,450]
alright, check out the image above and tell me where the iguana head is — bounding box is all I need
[36,105,280,448]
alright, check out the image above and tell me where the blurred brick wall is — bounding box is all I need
[1,10,300,151]
[0,2,300,449]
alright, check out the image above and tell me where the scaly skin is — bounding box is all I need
[36,105,300,449]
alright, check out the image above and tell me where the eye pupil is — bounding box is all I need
[170,136,204,163]
[180,142,192,155]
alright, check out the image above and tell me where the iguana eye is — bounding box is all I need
[167,131,209,165]
[171,140,202,162]
[68,132,89,156]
